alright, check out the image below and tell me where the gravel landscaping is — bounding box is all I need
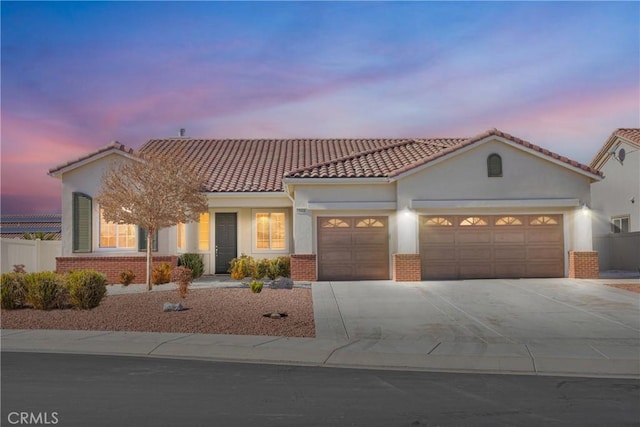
[1,287,315,338]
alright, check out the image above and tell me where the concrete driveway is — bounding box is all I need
[312,278,640,348]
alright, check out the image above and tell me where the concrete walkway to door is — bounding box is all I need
[312,278,640,376]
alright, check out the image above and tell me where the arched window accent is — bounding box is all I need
[423,217,453,226]
[355,218,384,228]
[487,154,503,177]
[530,216,558,225]
[495,216,523,226]
[460,216,488,226]
[321,218,349,228]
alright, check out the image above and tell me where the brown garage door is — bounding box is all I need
[419,214,564,280]
[317,216,389,281]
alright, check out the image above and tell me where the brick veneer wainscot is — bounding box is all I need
[56,256,178,284]
[290,254,317,282]
[393,254,421,281]
[568,251,599,279]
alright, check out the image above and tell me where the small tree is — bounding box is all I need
[96,153,208,290]
[22,232,56,240]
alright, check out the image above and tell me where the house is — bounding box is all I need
[0,214,62,240]
[590,128,640,272]
[48,129,603,283]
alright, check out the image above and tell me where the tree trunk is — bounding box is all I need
[146,227,153,291]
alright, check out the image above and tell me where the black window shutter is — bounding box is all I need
[72,193,92,253]
[138,227,158,252]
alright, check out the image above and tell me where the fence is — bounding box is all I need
[593,232,640,272]
[0,238,61,274]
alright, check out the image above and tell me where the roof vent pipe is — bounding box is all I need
[179,128,186,137]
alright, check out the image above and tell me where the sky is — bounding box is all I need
[1,1,639,214]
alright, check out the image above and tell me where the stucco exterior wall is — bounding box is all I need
[591,141,640,235]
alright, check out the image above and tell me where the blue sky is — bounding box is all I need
[2,1,638,213]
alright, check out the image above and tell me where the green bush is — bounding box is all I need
[119,270,136,286]
[1,272,27,309]
[152,262,172,285]
[229,254,255,280]
[253,258,270,280]
[268,256,291,279]
[65,270,107,309]
[249,280,263,294]
[24,272,67,310]
[179,253,204,279]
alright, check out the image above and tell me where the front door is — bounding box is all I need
[215,213,237,274]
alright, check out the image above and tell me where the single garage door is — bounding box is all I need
[317,216,389,281]
[420,214,564,280]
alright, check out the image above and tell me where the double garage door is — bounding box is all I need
[419,214,564,280]
[317,216,389,281]
[316,214,564,281]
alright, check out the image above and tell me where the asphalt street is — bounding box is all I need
[2,352,638,427]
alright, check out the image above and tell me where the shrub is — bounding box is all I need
[249,280,263,294]
[171,266,193,298]
[119,270,136,286]
[179,253,204,279]
[268,256,290,279]
[1,272,27,309]
[229,254,255,280]
[253,258,270,280]
[152,262,172,285]
[24,272,67,310]
[65,270,107,309]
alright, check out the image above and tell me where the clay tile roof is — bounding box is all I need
[48,141,135,176]
[285,128,602,179]
[589,128,640,170]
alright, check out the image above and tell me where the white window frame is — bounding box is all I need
[252,209,288,253]
[611,216,630,233]
[98,207,137,251]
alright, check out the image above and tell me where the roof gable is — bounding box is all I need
[590,128,640,170]
[48,142,136,178]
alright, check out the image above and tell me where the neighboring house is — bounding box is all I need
[0,214,62,240]
[48,129,602,283]
[590,128,640,272]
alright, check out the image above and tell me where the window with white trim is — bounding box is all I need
[255,211,286,250]
[99,208,136,249]
[611,216,630,233]
[199,213,210,251]
[177,223,186,250]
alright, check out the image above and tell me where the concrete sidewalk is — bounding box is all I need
[2,277,639,378]
[2,328,638,378]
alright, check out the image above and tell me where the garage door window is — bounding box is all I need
[495,216,523,226]
[321,218,349,228]
[423,217,453,226]
[530,216,558,225]
[356,218,384,227]
[460,216,488,226]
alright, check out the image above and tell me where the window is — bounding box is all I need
[72,192,92,253]
[321,218,349,228]
[530,216,558,225]
[356,218,384,227]
[199,213,210,250]
[423,217,453,226]
[99,209,135,249]
[487,154,503,177]
[177,223,186,250]
[612,216,630,233]
[256,212,286,250]
[460,216,488,226]
[495,216,523,226]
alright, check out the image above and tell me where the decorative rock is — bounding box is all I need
[268,278,294,289]
[163,302,185,312]
[263,312,288,319]
[270,312,281,319]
